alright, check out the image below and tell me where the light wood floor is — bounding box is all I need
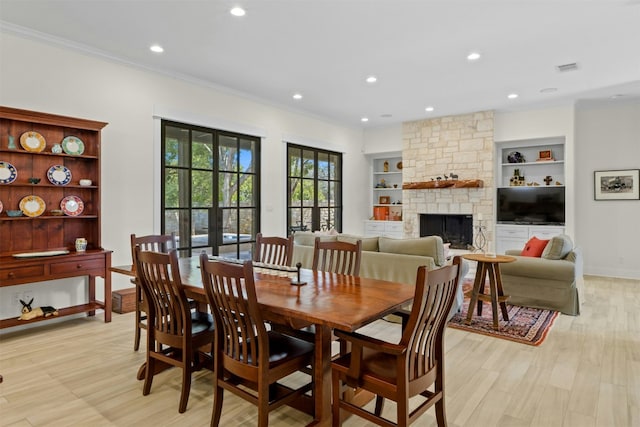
[1,275,638,426]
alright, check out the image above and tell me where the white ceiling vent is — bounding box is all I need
[556,63,579,72]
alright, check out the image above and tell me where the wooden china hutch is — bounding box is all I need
[0,106,111,329]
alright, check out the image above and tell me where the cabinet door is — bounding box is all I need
[496,238,527,255]
[364,221,385,237]
[529,227,564,240]
[496,225,528,255]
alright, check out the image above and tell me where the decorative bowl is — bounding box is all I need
[7,210,23,217]
[507,151,525,163]
[50,209,64,216]
[28,177,41,184]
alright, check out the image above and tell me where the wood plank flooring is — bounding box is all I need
[0,275,638,426]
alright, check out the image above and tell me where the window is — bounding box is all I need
[287,144,342,233]
[162,120,260,259]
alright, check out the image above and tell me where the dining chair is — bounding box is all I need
[134,247,215,413]
[312,237,362,276]
[331,256,462,427]
[199,253,315,427]
[253,232,294,266]
[130,233,177,351]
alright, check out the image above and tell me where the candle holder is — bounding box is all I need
[290,262,307,286]
[474,221,487,253]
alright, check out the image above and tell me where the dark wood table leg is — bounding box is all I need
[487,263,500,330]
[309,324,332,426]
[495,264,510,321]
[466,262,485,325]
[477,262,488,316]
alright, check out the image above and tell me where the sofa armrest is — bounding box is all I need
[500,255,576,281]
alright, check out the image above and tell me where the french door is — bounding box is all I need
[161,120,260,259]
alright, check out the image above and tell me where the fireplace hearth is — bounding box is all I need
[420,214,473,249]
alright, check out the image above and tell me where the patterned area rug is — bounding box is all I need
[448,280,559,346]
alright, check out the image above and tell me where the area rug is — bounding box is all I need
[448,280,559,346]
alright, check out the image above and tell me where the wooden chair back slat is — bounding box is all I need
[312,238,362,276]
[253,233,294,266]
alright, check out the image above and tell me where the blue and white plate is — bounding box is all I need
[0,161,17,184]
[61,136,84,156]
[47,165,72,186]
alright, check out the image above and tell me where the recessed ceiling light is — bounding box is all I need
[292,93,303,100]
[540,87,558,93]
[230,7,246,17]
[610,94,626,99]
[380,114,392,118]
[425,106,435,112]
[467,52,481,61]
[507,93,519,99]
[361,117,369,122]
[366,76,377,84]
[149,44,164,53]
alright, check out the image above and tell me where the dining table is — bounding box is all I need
[111,256,416,426]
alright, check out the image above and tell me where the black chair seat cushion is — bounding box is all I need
[191,311,215,335]
[267,331,314,367]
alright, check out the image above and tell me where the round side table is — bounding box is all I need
[461,253,516,330]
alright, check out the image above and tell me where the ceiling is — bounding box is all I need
[1,0,639,127]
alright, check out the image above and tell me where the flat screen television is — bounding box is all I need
[497,187,565,225]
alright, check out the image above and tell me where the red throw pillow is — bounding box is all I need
[520,237,549,257]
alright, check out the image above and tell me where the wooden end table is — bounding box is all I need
[461,253,516,330]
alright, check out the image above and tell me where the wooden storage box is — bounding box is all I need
[112,288,137,314]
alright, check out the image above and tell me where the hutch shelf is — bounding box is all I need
[0,106,112,329]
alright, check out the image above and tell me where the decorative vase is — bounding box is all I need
[52,144,63,154]
[75,238,87,252]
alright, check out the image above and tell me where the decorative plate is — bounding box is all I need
[19,195,46,217]
[396,161,403,170]
[0,200,3,214]
[0,161,17,184]
[47,165,72,186]
[20,131,46,152]
[61,136,85,156]
[60,195,84,216]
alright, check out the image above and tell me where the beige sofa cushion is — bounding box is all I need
[337,234,379,252]
[293,231,338,247]
[378,236,446,267]
[541,234,573,260]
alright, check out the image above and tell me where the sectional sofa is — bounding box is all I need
[290,232,467,317]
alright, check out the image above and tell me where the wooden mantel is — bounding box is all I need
[403,179,483,189]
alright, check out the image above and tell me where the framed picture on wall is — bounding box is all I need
[594,169,639,200]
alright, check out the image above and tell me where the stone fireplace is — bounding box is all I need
[401,111,495,245]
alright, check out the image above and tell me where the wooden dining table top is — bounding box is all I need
[112,256,415,333]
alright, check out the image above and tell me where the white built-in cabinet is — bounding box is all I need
[495,137,566,254]
[366,153,403,238]
[364,220,403,239]
[495,224,565,255]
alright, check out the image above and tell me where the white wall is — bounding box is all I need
[575,99,640,279]
[0,33,369,321]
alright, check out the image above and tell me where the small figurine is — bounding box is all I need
[383,161,389,172]
[18,298,58,321]
[449,172,458,180]
[544,175,553,185]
